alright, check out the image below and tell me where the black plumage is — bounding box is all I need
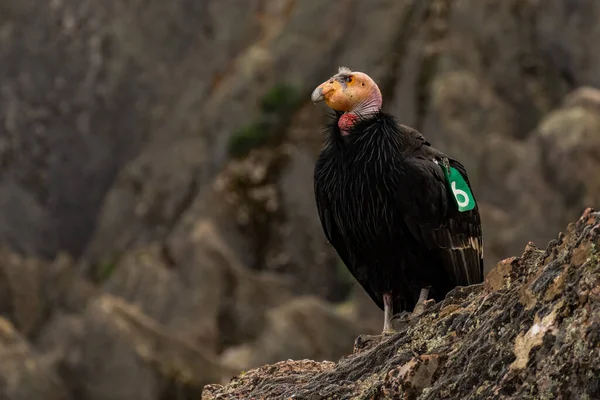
[314,111,483,322]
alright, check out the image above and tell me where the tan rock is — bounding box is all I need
[220,296,362,372]
[0,317,70,400]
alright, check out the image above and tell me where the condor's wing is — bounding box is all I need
[399,150,484,287]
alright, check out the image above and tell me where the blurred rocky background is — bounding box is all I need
[0,0,598,399]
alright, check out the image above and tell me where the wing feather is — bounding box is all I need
[400,152,484,286]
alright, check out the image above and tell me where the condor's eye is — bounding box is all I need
[344,75,355,84]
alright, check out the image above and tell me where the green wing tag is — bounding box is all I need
[443,166,476,212]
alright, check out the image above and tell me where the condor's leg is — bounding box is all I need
[412,287,431,317]
[353,292,396,351]
[382,292,394,334]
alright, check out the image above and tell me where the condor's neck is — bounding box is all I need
[331,111,403,148]
[326,112,407,173]
[338,88,382,135]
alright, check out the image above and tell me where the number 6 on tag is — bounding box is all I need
[444,167,476,212]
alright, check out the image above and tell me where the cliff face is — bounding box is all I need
[2,0,600,270]
[0,1,600,399]
[203,209,600,400]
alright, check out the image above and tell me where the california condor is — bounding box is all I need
[312,67,484,333]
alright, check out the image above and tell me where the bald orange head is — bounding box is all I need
[311,67,382,114]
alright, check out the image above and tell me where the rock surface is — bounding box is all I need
[220,296,365,372]
[1,0,598,275]
[0,317,70,400]
[203,209,600,400]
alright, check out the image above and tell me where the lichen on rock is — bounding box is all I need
[203,208,600,400]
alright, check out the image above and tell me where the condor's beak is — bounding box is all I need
[311,86,324,103]
[311,80,337,104]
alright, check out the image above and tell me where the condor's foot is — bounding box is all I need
[412,287,432,317]
[353,334,384,352]
[392,288,435,324]
[390,310,411,327]
[412,299,435,318]
[353,329,398,352]
[391,303,434,326]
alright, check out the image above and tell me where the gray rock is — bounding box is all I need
[0,247,95,338]
[221,296,362,372]
[74,295,235,400]
[0,317,70,400]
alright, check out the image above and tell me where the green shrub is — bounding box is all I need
[227,121,271,158]
[261,83,301,114]
[227,83,301,158]
[95,259,118,282]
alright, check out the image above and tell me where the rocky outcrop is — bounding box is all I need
[220,296,365,372]
[0,236,362,400]
[2,0,597,270]
[0,0,264,258]
[203,209,600,399]
[0,317,70,400]
[0,247,95,339]
[66,295,234,400]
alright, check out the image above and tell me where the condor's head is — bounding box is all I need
[311,67,382,134]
